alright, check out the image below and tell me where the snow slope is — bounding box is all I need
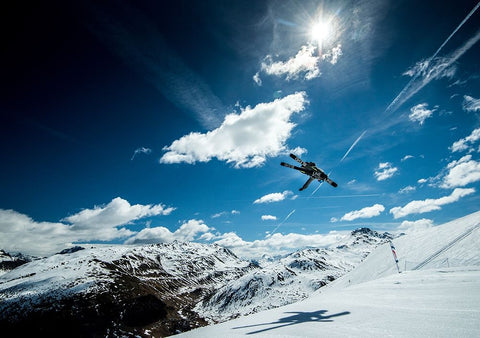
[174,211,480,337]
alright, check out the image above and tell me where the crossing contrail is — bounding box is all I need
[386,1,480,114]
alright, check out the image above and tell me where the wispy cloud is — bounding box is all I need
[254,191,293,204]
[261,215,277,221]
[390,188,475,219]
[462,95,480,112]
[160,92,308,168]
[409,103,436,125]
[450,127,480,152]
[131,147,152,160]
[385,2,480,113]
[339,204,385,221]
[374,162,398,181]
[84,1,223,129]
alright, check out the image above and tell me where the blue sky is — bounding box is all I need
[2,0,480,257]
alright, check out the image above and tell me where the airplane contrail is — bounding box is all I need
[340,130,368,162]
[270,209,296,235]
[386,1,480,113]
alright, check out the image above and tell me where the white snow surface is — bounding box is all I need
[174,211,480,337]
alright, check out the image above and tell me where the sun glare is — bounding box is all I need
[310,20,331,43]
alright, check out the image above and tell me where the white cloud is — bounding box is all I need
[340,204,385,221]
[389,188,475,219]
[254,191,293,204]
[450,128,480,152]
[160,92,308,168]
[322,44,343,65]
[0,197,174,256]
[212,230,351,259]
[261,45,320,80]
[125,219,210,245]
[409,103,436,125]
[374,162,398,181]
[462,95,480,112]
[63,197,174,230]
[131,147,152,160]
[399,186,416,194]
[253,72,262,86]
[212,210,240,218]
[397,218,434,233]
[401,155,414,162]
[441,155,480,188]
[386,29,480,114]
[261,215,277,221]
[418,178,428,184]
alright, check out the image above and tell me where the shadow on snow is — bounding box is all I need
[233,309,351,335]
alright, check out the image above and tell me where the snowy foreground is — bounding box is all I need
[175,212,480,337]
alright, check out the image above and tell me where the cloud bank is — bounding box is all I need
[125,219,210,244]
[0,197,174,256]
[389,188,475,219]
[160,92,308,168]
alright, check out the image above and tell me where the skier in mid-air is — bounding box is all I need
[281,154,338,191]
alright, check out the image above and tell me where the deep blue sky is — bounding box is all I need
[1,0,480,257]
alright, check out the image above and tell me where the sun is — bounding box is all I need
[310,20,332,43]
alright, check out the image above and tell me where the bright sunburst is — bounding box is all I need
[310,20,332,43]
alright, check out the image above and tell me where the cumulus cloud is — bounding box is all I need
[450,128,480,152]
[261,215,277,221]
[160,92,308,168]
[261,45,320,80]
[441,155,480,188]
[254,191,293,204]
[462,95,480,112]
[389,188,475,219]
[0,197,174,256]
[374,162,398,181]
[125,219,210,244]
[340,204,385,221]
[409,103,436,125]
[397,218,434,233]
[63,197,174,230]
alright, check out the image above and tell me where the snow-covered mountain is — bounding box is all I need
[0,249,35,276]
[175,211,480,338]
[0,228,389,337]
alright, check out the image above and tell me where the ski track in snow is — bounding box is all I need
[173,211,480,337]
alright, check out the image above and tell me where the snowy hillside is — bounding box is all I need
[0,228,389,336]
[174,211,480,337]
